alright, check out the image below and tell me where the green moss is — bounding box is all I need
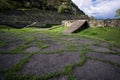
[0,40,7,48]
[6,53,33,80]
[37,41,50,49]
[68,74,77,80]
[25,36,35,44]
[60,41,77,51]
[62,48,87,75]
[87,57,120,68]
[10,44,31,54]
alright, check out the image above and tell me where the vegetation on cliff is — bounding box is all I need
[0,0,85,15]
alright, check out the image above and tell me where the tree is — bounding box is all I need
[115,9,120,18]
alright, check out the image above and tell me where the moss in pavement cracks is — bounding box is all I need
[37,41,50,49]
[5,48,87,80]
[60,41,77,51]
[87,57,120,68]
[10,44,31,54]
[24,36,35,44]
[5,53,33,80]
[6,72,60,80]
[10,36,35,54]
[61,48,87,80]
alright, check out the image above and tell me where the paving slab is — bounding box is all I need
[112,47,120,52]
[70,38,98,46]
[0,40,24,52]
[73,60,120,80]
[0,54,27,71]
[88,45,114,53]
[87,52,120,64]
[99,42,110,47]
[49,76,68,80]
[25,46,40,52]
[41,42,65,52]
[21,52,80,76]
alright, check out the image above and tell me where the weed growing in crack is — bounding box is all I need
[87,57,120,68]
[37,41,50,49]
[5,53,33,80]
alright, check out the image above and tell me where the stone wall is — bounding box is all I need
[88,19,104,27]
[62,19,120,28]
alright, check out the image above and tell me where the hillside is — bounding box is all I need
[0,0,88,28]
[0,0,85,15]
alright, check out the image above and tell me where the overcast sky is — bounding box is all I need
[71,0,120,19]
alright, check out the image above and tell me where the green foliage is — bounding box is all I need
[58,2,71,13]
[0,0,85,16]
[115,9,120,18]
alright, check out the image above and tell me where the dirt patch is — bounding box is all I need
[0,54,27,71]
[49,76,68,80]
[21,52,80,76]
[88,45,114,53]
[25,46,40,52]
[87,52,120,64]
[73,60,120,80]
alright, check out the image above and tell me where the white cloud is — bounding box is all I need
[71,0,120,19]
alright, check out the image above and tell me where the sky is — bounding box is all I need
[71,0,120,19]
